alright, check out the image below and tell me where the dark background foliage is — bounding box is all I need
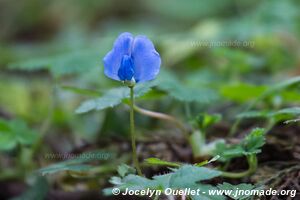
[0,0,299,199]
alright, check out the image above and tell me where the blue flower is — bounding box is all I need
[103,32,161,83]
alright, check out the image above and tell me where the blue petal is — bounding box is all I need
[132,35,161,82]
[103,32,134,81]
[118,55,134,81]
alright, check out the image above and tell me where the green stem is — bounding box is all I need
[221,154,257,179]
[129,86,143,176]
[184,103,192,119]
[133,105,189,140]
[32,80,56,157]
[265,118,276,133]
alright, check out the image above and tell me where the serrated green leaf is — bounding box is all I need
[215,128,265,161]
[105,165,223,199]
[242,128,265,154]
[120,175,157,191]
[152,173,172,190]
[157,165,224,199]
[169,165,222,189]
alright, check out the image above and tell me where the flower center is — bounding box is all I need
[118,55,134,81]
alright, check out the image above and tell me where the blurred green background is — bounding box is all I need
[0,0,299,126]
[0,0,300,199]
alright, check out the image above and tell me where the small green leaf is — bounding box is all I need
[0,119,38,151]
[144,158,181,167]
[195,155,220,167]
[193,113,222,130]
[215,128,265,161]
[75,87,129,113]
[76,82,155,114]
[242,128,265,155]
